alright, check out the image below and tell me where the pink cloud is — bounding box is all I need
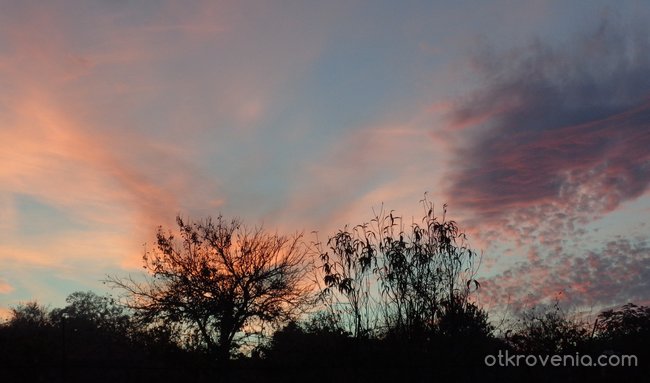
[481,239,650,311]
[443,24,649,231]
[445,21,650,230]
[442,20,650,310]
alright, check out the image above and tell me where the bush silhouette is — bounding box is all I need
[314,195,482,340]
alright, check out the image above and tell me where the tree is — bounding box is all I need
[49,291,135,364]
[0,301,58,376]
[107,215,312,364]
[7,301,51,329]
[50,291,131,336]
[507,301,590,354]
[595,302,650,361]
[596,303,650,340]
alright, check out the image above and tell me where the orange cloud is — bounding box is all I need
[0,0,339,293]
[0,279,13,295]
[0,2,254,279]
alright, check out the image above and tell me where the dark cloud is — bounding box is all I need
[447,19,650,223]
[447,19,650,310]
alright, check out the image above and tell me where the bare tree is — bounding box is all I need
[107,215,312,363]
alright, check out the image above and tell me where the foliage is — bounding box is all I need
[507,302,590,354]
[7,301,51,329]
[0,293,194,382]
[436,295,493,338]
[594,302,650,366]
[596,302,650,340]
[314,195,482,338]
[50,291,131,335]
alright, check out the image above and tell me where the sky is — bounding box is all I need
[1,0,650,318]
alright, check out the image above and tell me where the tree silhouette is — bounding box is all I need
[507,302,590,354]
[596,303,650,340]
[314,195,482,339]
[595,302,650,372]
[7,301,51,328]
[107,215,312,365]
[50,291,130,336]
[4,200,650,382]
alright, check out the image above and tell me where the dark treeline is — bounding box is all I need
[1,198,648,382]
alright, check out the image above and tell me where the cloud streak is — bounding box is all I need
[0,0,338,307]
[0,2,230,307]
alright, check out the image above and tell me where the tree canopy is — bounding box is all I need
[107,215,312,362]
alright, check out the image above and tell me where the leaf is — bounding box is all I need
[466,279,480,291]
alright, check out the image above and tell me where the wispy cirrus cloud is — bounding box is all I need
[0,1,227,301]
[0,0,337,307]
[280,110,448,235]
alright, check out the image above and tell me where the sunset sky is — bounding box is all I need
[1,1,649,317]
